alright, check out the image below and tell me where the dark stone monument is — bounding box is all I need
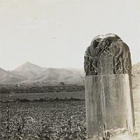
[84,33,135,140]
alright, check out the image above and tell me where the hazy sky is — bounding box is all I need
[0,0,140,70]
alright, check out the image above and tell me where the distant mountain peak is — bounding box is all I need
[14,62,43,71]
[25,61,32,65]
[0,67,7,72]
[7,62,84,85]
[21,61,38,66]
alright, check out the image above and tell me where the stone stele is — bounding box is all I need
[84,33,135,140]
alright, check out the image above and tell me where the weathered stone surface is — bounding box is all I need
[84,33,135,140]
[84,33,131,75]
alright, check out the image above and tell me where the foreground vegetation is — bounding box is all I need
[0,100,86,140]
[0,84,85,94]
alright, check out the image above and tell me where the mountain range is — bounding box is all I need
[132,62,140,89]
[0,62,84,85]
[0,61,140,86]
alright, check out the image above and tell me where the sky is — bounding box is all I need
[0,0,140,70]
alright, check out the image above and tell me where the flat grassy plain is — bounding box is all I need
[0,91,85,102]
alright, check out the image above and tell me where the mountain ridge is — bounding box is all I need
[0,62,84,85]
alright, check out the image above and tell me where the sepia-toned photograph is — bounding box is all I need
[0,0,140,140]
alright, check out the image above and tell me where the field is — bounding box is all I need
[0,100,86,140]
[0,88,140,140]
[0,91,85,102]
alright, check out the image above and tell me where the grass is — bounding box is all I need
[0,100,86,140]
